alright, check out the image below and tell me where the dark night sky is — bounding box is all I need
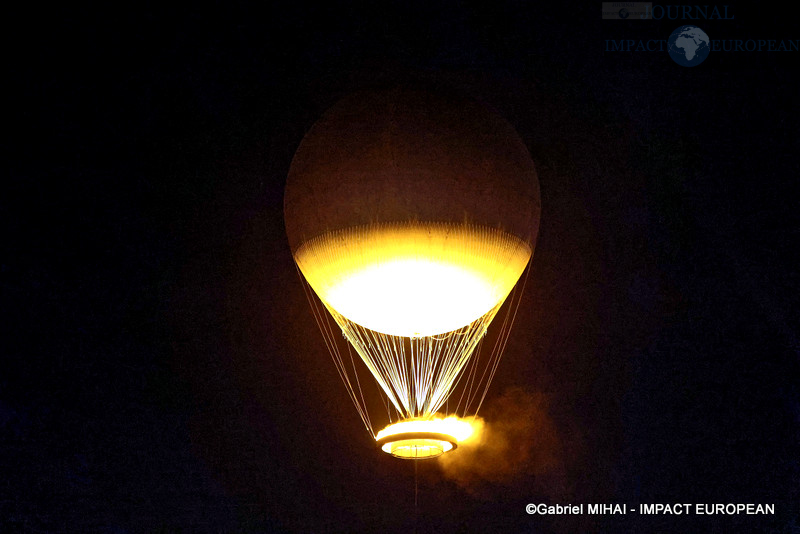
[3,2,799,532]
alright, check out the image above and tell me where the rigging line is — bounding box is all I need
[472,261,531,418]
[452,330,485,416]
[325,332,373,430]
[452,338,480,414]
[395,334,412,415]
[427,312,491,414]
[348,319,398,393]
[364,327,406,412]
[297,268,373,434]
[420,336,442,416]
[428,322,460,406]
[351,326,391,391]
[426,337,442,415]
[427,333,447,415]
[412,336,425,417]
[405,335,419,416]
[419,337,429,414]
[462,331,487,413]
[409,336,417,414]
[298,268,345,376]
[299,268,339,361]
[346,341,374,437]
[416,336,435,416]
[397,335,413,415]
[340,317,406,415]
[417,336,434,415]
[377,330,410,415]
[465,292,515,412]
[357,321,411,416]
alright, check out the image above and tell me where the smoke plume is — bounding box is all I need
[438,387,564,493]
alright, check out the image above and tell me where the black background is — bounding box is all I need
[3,2,798,532]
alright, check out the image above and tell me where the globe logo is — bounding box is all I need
[668,25,711,67]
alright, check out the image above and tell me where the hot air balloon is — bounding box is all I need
[284,87,540,459]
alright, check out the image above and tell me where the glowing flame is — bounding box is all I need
[375,416,476,459]
[376,416,474,443]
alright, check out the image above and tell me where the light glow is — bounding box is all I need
[375,416,475,459]
[383,438,452,459]
[294,222,531,337]
[376,416,475,443]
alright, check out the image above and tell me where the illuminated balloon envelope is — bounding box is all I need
[284,87,540,459]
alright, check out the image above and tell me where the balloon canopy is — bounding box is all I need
[284,87,540,459]
[285,87,540,252]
